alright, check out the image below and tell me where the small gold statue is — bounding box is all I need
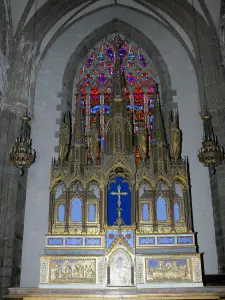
[59,112,71,162]
[169,110,182,160]
[137,128,147,160]
[88,126,99,160]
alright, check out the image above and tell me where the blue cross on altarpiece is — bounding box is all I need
[107,176,131,225]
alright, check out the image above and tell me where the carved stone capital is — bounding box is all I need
[1,97,30,117]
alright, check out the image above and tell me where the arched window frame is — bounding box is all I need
[53,183,66,224]
[138,181,153,224]
[69,196,83,223]
[86,182,100,225]
[173,181,185,223]
[156,195,169,222]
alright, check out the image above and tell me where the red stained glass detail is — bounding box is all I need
[134,86,144,101]
[90,86,100,102]
[148,86,155,94]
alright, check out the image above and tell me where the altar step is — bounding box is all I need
[5,287,225,300]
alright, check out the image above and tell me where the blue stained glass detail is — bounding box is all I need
[106,48,114,60]
[90,105,101,113]
[138,52,146,67]
[139,237,155,245]
[65,238,83,245]
[47,238,63,245]
[119,48,127,59]
[127,104,143,110]
[87,52,94,67]
[98,73,107,84]
[157,237,175,244]
[128,51,135,60]
[177,236,193,244]
[85,238,101,245]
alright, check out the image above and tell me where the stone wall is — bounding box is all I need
[0,110,26,298]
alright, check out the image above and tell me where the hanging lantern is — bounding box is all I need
[9,112,36,175]
[198,110,224,174]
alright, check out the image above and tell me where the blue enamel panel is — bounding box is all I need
[139,237,155,245]
[157,236,175,244]
[106,231,119,249]
[85,238,101,245]
[122,230,134,248]
[47,238,63,245]
[177,236,193,244]
[65,238,83,245]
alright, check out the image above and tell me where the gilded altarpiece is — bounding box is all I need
[40,34,203,289]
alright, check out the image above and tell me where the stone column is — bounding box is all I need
[0,109,27,296]
[152,189,157,232]
[65,189,69,232]
[131,182,135,225]
[104,184,108,226]
[207,105,225,273]
[169,186,175,232]
[48,191,54,233]
[100,183,104,232]
[82,186,87,232]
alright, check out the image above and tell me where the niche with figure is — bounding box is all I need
[108,249,134,287]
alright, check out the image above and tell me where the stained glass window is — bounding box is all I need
[75,34,157,150]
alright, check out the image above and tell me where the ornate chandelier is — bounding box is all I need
[191,0,224,172]
[9,112,36,175]
[198,111,224,173]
